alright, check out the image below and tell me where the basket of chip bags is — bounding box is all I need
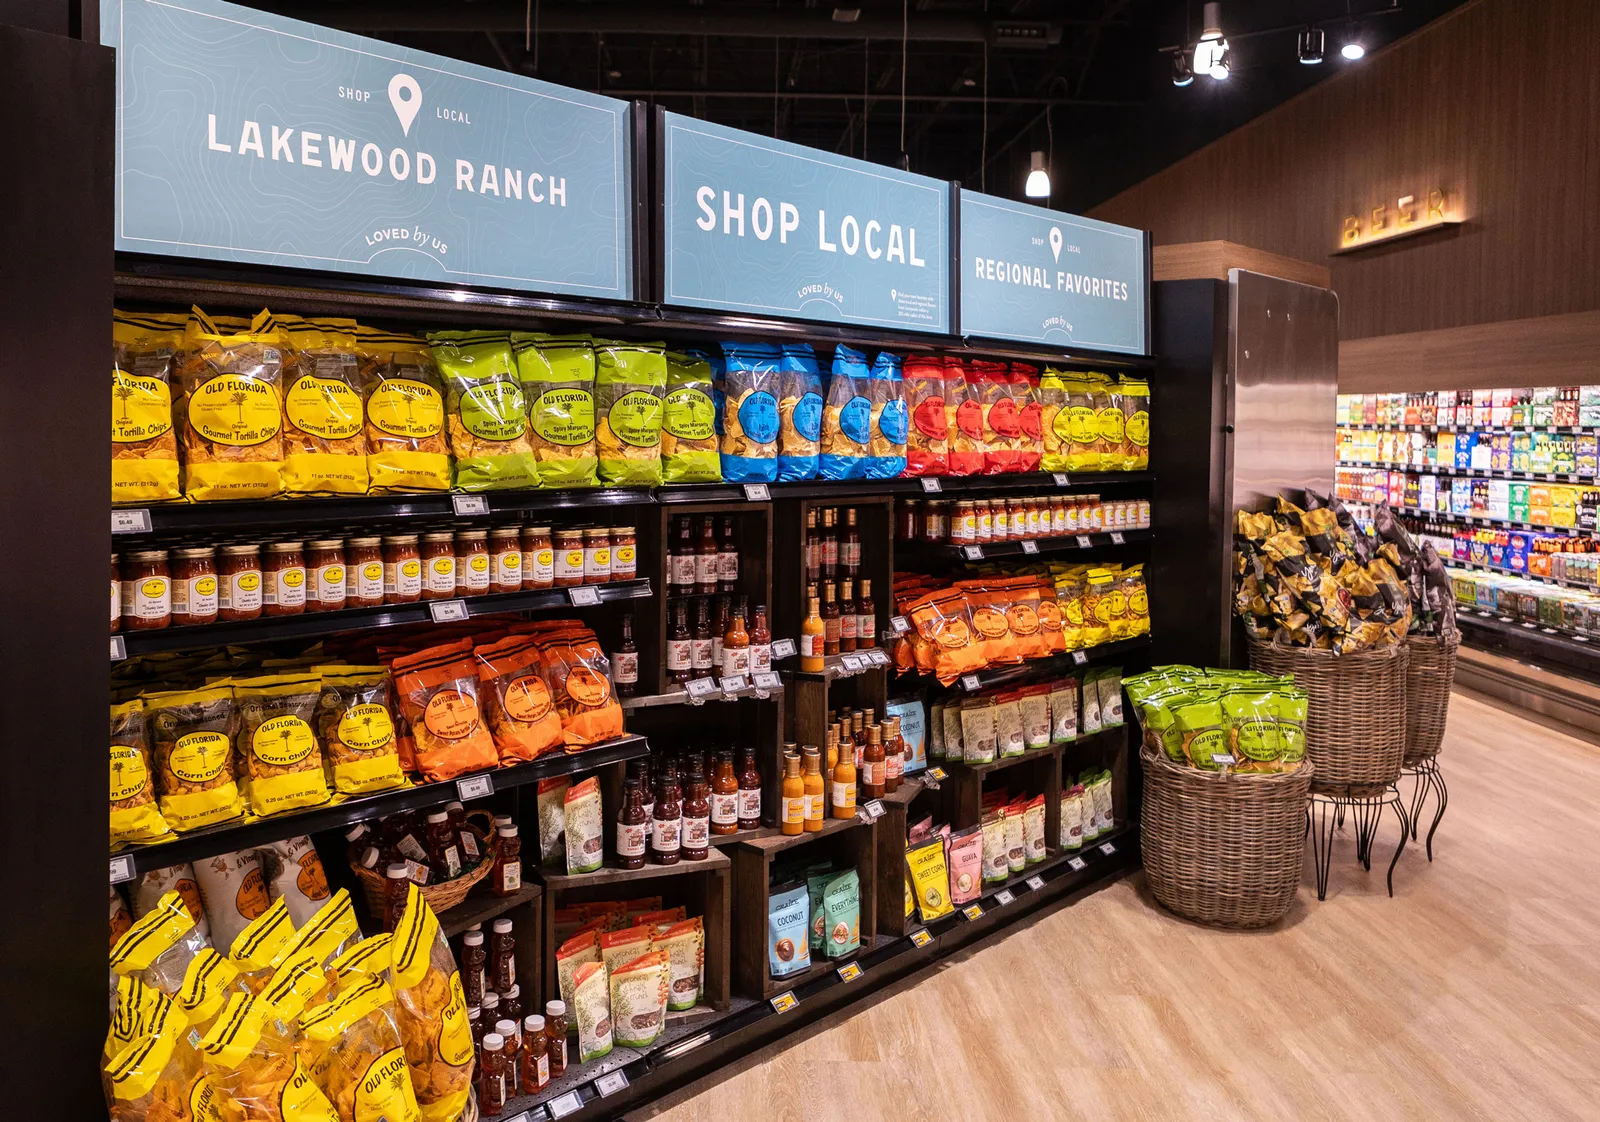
[1127,667,1313,928]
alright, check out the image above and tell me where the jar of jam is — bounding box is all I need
[1051,498,1068,537]
[582,528,611,584]
[217,544,264,622]
[455,529,491,595]
[383,534,423,603]
[421,532,457,600]
[1024,500,1042,539]
[121,549,171,630]
[306,539,347,612]
[344,536,385,607]
[522,526,554,590]
[553,530,585,588]
[603,525,634,583]
[263,541,307,616]
[110,554,121,634]
[171,546,219,627]
[489,528,522,592]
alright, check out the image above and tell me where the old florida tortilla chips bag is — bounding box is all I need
[865,351,908,478]
[302,974,421,1122]
[473,634,564,762]
[198,991,340,1122]
[595,341,667,485]
[112,311,184,503]
[391,883,476,1122]
[907,589,987,684]
[718,342,781,483]
[819,343,870,480]
[539,629,624,747]
[177,306,287,500]
[662,350,721,483]
[777,343,824,481]
[428,330,539,491]
[355,327,452,493]
[279,317,369,495]
[391,640,499,782]
[1039,368,1068,473]
[513,332,599,489]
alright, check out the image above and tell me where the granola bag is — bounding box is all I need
[301,974,422,1122]
[902,355,949,477]
[555,929,601,1012]
[946,357,984,475]
[177,307,287,500]
[777,343,824,481]
[513,332,599,489]
[197,991,340,1122]
[474,635,565,761]
[819,344,871,480]
[1038,368,1069,473]
[315,666,407,795]
[653,918,705,1011]
[145,685,246,831]
[563,776,605,875]
[280,317,369,495]
[573,960,614,1063]
[111,311,184,503]
[428,330,539,491]
[232,674,332,816]
[717,341,780,482]
[610,950,670,1048]
[391,641,499,782]
[539,630,624,746]
[355,327,452,493]
[390,883,475,1122]
[865,351,908,478]
[595,341,667,485]
[111,699,172,845]
[662,350,721,482]
[1010,364,1044,472]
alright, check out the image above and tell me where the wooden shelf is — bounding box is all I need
[536,845,731,890]
[437,884,542,939]
[729,813,870,854]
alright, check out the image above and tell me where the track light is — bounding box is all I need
[1172,51,1194,87]
[1341,39,1366,60]
[1298,26,1325,65]
[1024,151,1051,199]
[1193,2,1230,79]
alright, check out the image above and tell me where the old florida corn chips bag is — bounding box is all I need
[390,883,475,1122]
[177,307,287,500]
[513,332,600,489]
[230,674,332,817]
[865,351,908,478]
[428,330,539,491]
[112,311,184,503]
[595,341,667,485]
[111,699,173,846]
[777,343,824,481]
[314,666,408,796]
[718,342,781,483]
[279,317,369,496]
[662,350,721,483]
[144,685,247,833]
[820,344,871,479]
[901,355,948,477]
[355,327,452,493]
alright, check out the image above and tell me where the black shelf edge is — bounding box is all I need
[1335,460,1591,485]
[113,734,650,878]
[898,527,1152,562]
[658,470,1153,504]
[1447,558,1595,593]
[895,635,1151,694]
[1457,611,1600,682]
[116,580,652,656]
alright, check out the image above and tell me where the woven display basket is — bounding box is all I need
[1139,745,1313,928]
[1248,636,1408,794]
[351,810,497,917]
[1404,631,1459,765]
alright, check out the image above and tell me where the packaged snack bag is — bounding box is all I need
[594,341,667,485]
[1081,568,1116,648]
[1038,368,1069,473]
[145,685,246,832]
[777,343,824,481]
[110,890,211,997]
[226,895,296,996]
[823,869,861,957]
[563,777,605,874]
[1090,772,1115,835]
[902,355,949,477]
[945,357,984,475]
[274,889,361,979]
[865,352,908,478]
[302,973,421,1122]
[719,342,781,483]
[555,930,601,1013]
[355,327,452,493]
[1049,679,1079,743]
[573,960,614,1063]
[907,589,986,684]
[389,883,475,1122]
[1097,669,1125,727]
[1010,364,1044,472]
[111,700,172,845]
[1119,374,1150,470]
[946,826,984,905]
[198,991,341,1122]
[537,777,570,867]
[993,692,1025,758]
[767,882,812,977]
[105,1001,215,1122]
[1019,685,1052,749]
[314,665,407,795]
[176,947,239,1036]
[960,699,998,765]
[1002,804,1027,873]
[1060,787,1084,850]
[1022,795,1047,863]
[1097,376,1127,471]
[194,848,271,953]
[472,635,564,761]
[111,886,134,949]
[905,837,953,922]
[177,307,286,500]
[599,924,653,974]
[391,641,499,782]
[971,360,1020,473]
[428,330,539,491]
[687,346,726,439]
[959,581,1022,666]
[1062,373,1107,471]
[514,332,599,488]
[280,317,369,495]
[805,868,835,954]
[610,950,670,1048]
[232,673,331,816]
[653,918,705,1011]
[111,311,183,503]
[539,630,624,746]
[980,813,1009,883]
[260,836,332,927]
[662,350,721,482]
[819,344,871,479]
[132,863,208,942]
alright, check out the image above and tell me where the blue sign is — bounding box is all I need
[959,191,1147,355]
[662,112,950,334]
[103,0,634,300]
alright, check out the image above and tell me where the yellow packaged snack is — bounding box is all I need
[177,948,240,1035]
[105,975,169,1069]
[595,341,668,486]
[105,1000,217,1122]
[145,685,246,832]
[428,330,539,491]
[228,895,297,993]
[1038,368,1068,473]
[112,311,184,503]
[390,883,475,1122]
[1082,567,1117,647]
[355,327,452,493]
[110,890,209,996]
[177,306,287,500]
[1119,375,1150,470]
[315,666,407,795]
[514,333,599,488]
[1060,372,1108,471]
[328,932,393,995]
[232,674,331,816]
[111,699,172,845]
[280,317,370,495]
[277,889,362,976]
[198,991,340,1122]
[662,350,720,483]
[302,974,422,1122]
[905,836,954,922]
[1096,374,1126,471]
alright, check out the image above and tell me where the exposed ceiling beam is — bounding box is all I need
[605,89,1133,106]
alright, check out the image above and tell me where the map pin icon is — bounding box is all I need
[389,73,422,136]
[1049,226,1063,263]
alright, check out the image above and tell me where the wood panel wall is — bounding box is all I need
[1087,0,1600,343]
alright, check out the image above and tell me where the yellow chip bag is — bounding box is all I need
[231,674,332,816]
[177,306,287,500]
[514,332,599,488]
[595,341,667,486]
[905,836,954,922]
[111,699,172,845]
[315,665,407,795]
[145,685,246,832]
[390,883,475,1122]
[356,327,452,493]
[112,311,184,503]
[280,316,370,495]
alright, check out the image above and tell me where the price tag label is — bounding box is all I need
[960,674,981,692]
[861,799,886,820]
[1522,622,1537,629]
[919,476,943,493]
[111,508,151,534]
[686,677,719,700]
[1076,535,1093,548]
[428,599,470,623]
[1211,753,1237,766]
[1020,540,1039,555]
[1542,627,1558,635]
[867,649,891,667]
[752,671,782,691]
[547,1091,585,1119]
[890,615,910,634]
[924,766,947,782]
[961,903,984,921]
[1577,635,1590,643]
[1072,651,1088,665]
[719,674,748,694]
[1053,473,1071,486]
[840,653,866,672]
[1099,842,1117,856]
[836,961,863,982]
[1025,874,1046,891]
[504,1111,534,1122]
[743,483,771,502]
[594,1069,629,1097]
[1067,856,1087,871]
[771,638,797,660]
[110,635,127,662]
[963,545,984,561]
[993,889,1015,907]
[451,493,489,516]
[769,991,797,1014]
[908,928,932,948]
[110,855,135,884]
[456,774,494,801]
[1110,531,1126,545]
[568,586,601,607]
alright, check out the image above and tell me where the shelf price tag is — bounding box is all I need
[1210,753,1237,767]
[867,649,891,667]
[840,653,866,673]
[836,961,864,982]
[110,635,127,662]
[993,889,1015,907]
[504,1111,535,1122]
[1067,856,1087,871]
[429,599,470,623]
[908,928,932,948]
[961,903,984,921]
[1110,531,1126,545]
[594,1069,629,1097]
[686,677,719,701]
[1053,473,1071,487]
[1072,651,1088,665]
[719,674,749,694]
[769,991,797,1014]
[960,674,982,692]
[568,586,601,607]
[771,638,797,660]
[752,671,782,691]
[924,766,947,783]
[456,774,494,801]
[919,476,943,493]
[1099,842,1117,857]
[110,855,135,884]
[963,545,984,561]
[547,1091,585,1119]
[890,615,910,634]
[1075,535,1093,549]
[1020,540,1039,555]
[743,483,771,502]
[111,508,151,534]
[1025,874,1046,892]
[451,494,489,516]
[861,799,886,821]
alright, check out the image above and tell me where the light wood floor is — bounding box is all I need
[636,692,1600,1122]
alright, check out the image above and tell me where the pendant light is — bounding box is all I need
[1024,151,1050,198]
[1193,1,1230,79]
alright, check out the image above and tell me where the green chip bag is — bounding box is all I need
[1277,690,1308,763]
[428,330,539,490]
[1173,698,1229,770]
[1222,688,1281,768]
[514,332,598,489]
[595,342,666,485]
[662,352,721,483]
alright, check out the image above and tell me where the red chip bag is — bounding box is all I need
[1010,364,1043,472]
[902,356,949,477]
[945,358,983,476]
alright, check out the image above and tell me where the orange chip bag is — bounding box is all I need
[1034,579,1067,655]
[958,581,1022,666]
[998,577,1051,660]
[391,641,498,782]
[538,631,624,747]
[908,590,987,684]
[474,635,564,762]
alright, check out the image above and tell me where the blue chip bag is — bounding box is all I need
[767,881,813,978]
[688,346,726,439]
[865,351,908,478]
[820,344,871,480]
[718,342,781,483]
[777,344,823,481]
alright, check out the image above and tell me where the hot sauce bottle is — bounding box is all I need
[749,603,772,674]
[711,750,740,835]
[800,595,826,672]
[838,578,858,653]
[821,583,841,656]
[831,738,857,818]
[682,761,710,861]
[667,601,692,686]
[722,606,750,677]
[856,578,877,650]
[613,612,639,698]
[617,776,648,869]
[780,750,805,836]
[691,598,715,682]
[737,746,763,830]
[801,746,825,832]
[862,723,886,800]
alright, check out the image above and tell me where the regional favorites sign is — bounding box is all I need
[103,0,633,299]
[958,190,1148,355]
[662,112,950,334]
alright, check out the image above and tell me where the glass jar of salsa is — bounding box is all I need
[217,544,263,622]
[582,528,611,584]
[489,527,522,592]
[383,534,423,604]
[610,525,637,582]
[263,541,307,617]
[421,531,457,600]
[344,536,385,607]
[306,539,347,613]
[521,526,554,590]
[553,530,585,588]
[171,546,219,627]
[456,529,491,595]
[121,549,172,630]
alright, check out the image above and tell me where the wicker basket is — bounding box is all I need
[351,810,497,918]
[1248,636,1408,794]
[1404,632,1459,765]
[1139,746,1313,928]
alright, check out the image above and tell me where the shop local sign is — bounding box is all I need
[104,0,633,298]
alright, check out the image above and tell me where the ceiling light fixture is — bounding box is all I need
[1341,38,1366,60]
[1297,26,1324,64]
[1172,51,1194,87]
[1193,2,1230,80]
[1024,150,1050,199]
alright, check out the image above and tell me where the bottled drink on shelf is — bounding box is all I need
[802,745,824,832]
[738,746,763,830]
[682,760,710,860]
[821,507,838,577]
[842,507,860,575]
[691,599,715,680]
[652,762,682,865]
[670,516,696,593]
[831,738,857,819]
[722,605,751,677]
[822,582,841,655]
[804,508,821,583]
[711,750,740,835]
[616,777,648,869]
[857,579,876,649]
[749,603,772,673]
[667,601,692,686]
[718,516,739,592]
[710,593,730,671]
[613,611,638,698]
[696,516,719,595]
[884,716,904,795]
[862,723,886,800]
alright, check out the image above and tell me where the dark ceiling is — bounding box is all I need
[256,0,1470,212]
